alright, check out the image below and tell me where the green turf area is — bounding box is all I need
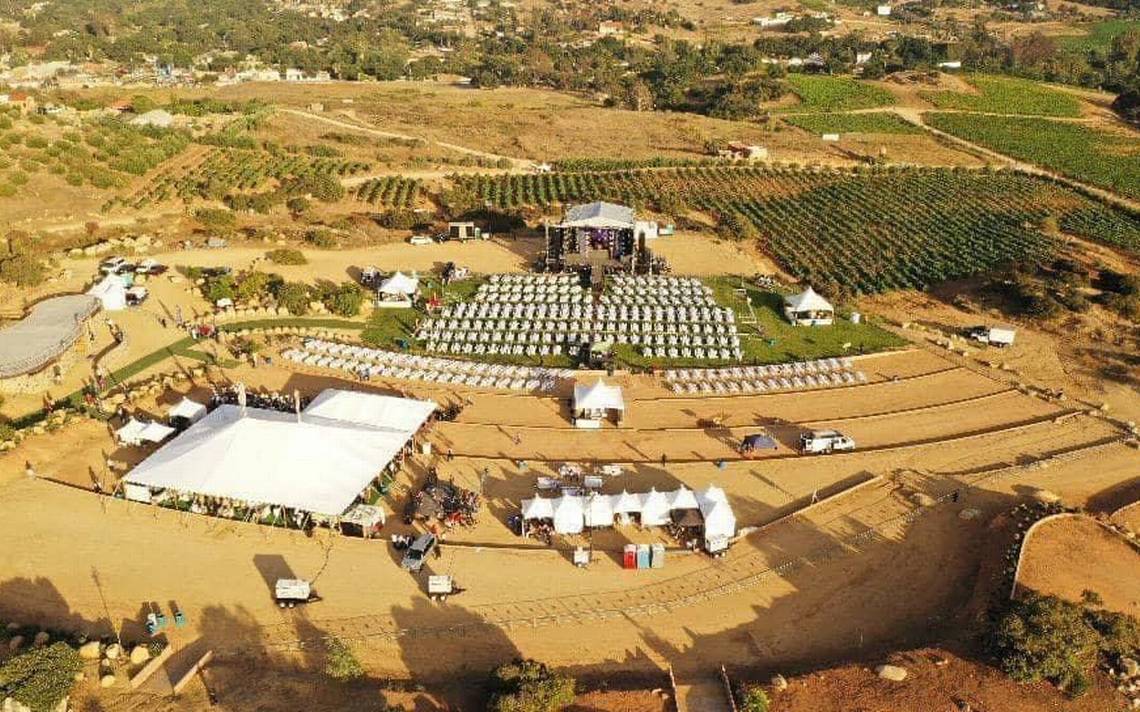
[927,114,1140,202]
[781,75,896,113]
[783,113,922,135]
[360,308,420,350]
[919,75,1083,117]
[1058,19,1140,52]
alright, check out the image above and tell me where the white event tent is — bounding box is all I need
[377,272,419,307]
[167,397,207,424]
[124,389,436,517]
[115,418,175,446]
[783,286,834,326]
[697,485,737,547]
[552,494,585,534]
[87,275,127,311]
[572,378,625,427]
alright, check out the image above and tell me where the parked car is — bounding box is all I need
[401,533,437,572]
[407,235,434,246]
[99,256,128,274]
[125,286,149,306]
[135,259,167,276]
[800,429,856,454]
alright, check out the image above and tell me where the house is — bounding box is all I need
[718,142,769,161]
[753,12,793,28]
[784,287,834,326]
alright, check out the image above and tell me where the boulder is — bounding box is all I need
[1123,658,1140,678]
[8,636,24,651]
[78,641,101,659]
[912,493,936,507]
[129,645,150,665]
[958,508,981,521]
[876,664,908,682]
[32,631,49,647]
[100,674,116,688]
[770,674,788,692]
[1032,489,1061,504]
[4,622,17,632]
[104,643,122,660]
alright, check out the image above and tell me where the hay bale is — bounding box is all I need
[129,645,150,665]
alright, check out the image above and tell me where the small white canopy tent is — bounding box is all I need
[668,487,700,511]
[698,485,737,547]
[304,389,437,435]
[115,418,147,445]
[87,275,127,311]
[139,421,175,444]
[784,287,834,326]
[521,496,555,521]
[552,494,585,534]
[572,378,625,427]
[584,492,615,528]
[639,488,671,527]
[167,397,207,424]
[377,272,419,308]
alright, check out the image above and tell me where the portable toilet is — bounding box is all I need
[623,544,637,570]
[636,544,651,569]
[651,543,665,569]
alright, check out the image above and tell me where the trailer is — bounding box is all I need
[800,429,856,454]
[446,222,487,242]
[274,579,322,608]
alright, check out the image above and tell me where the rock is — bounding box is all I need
[1131,698,1140,710]
[876,664,908,682]
[8,636,24,651]
[99,674,116,688]
[79,641,101,659]
[958,508,981,521]
[913,493,936,507]
[32,631,49,647]
[1032,489,1061,504]
[5,622,17,632]
[129,645,150,665]
[770,674,788,692]
[1123,658,1140,678]
[104,643,122,660]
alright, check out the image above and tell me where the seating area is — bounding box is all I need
[661,357,867,394]
[282,338,574,393]
[415,274,744,361]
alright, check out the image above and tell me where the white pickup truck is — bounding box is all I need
[800,429,856,454]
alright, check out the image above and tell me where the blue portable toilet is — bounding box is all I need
[636,544,651,569]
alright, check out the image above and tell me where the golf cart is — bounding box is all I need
[274,578,322,608]
[401,532,437,573]
[427,575,466,602]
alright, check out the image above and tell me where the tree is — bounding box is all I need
[275,282,311,316]
[304,228,337,249]
[321,281,365,318]
[266,248,307,266]
[488,659,575,712]
[0,642,82,712]
[0,255,45,287]
[989,594,1101,695]
[739,685,770,712]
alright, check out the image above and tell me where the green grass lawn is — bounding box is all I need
[781,75,896,113]
[783,112,922,135]
[919,75,1083,117]
[927,113,1140,203]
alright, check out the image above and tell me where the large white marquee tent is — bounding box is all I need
[125,389,436,517]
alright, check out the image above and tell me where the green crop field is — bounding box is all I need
[1058,19,1140,51]
[781,75,896,113]
[783,113,922,135]
[455,165,1140,293]
[927,114,1140,202]
[920,75,1083,117]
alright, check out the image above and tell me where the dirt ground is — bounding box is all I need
[1016,515,1140,617]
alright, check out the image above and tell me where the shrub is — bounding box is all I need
[319,281,365,318]
[275,282,311,315]
[266,248,307,266]
[235,271,282,302]
[488,659,575,712]
[0,255,45,287]
[304,229,337,249]
[739,685,770,712]
[194,207,236,229]
[377,209,419,230]
[323,637,364,681]
[0,642,83,712]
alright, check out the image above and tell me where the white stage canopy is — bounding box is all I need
[125,389,436,517]
[87,275,127,311]
[304,389,437,434]
[639,488,671,526]
[552,495,585,534]
[378,272,419,296]
[521,496,554,520]
[562,202,636,229]
[116,418,174,446]
[584,492,615,527]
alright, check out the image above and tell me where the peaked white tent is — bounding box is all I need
[87,275,127,311]
[167,397,207,424]
[552,494,585,534]
[115,418,147,445]
[521,496,555,521]
[698,485,737,547]
[139,421,175,444]
[584,492,615,528]
[572,378,625,427]
[668,487,700,511]
[639,488,671,527]
[784,286,834,326]
[611,490,641,514]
